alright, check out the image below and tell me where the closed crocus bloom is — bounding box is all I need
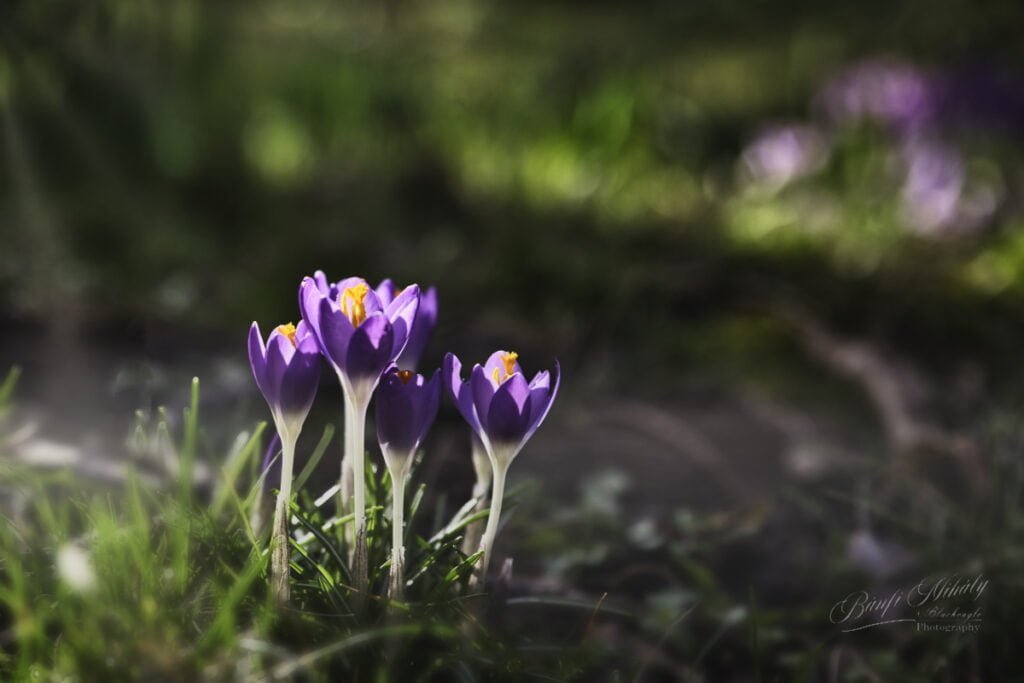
[298,271,420,593]
[377,368,441,462]
[375,367,440,599]
[444,350,559,581]
[375,279,438,371]
[248,321,321,604]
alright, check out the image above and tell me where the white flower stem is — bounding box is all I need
[460,439,491,557]
[387,463,407,600]
[478,461,507,583]
[343,392,370,595]
[270,429,297,605]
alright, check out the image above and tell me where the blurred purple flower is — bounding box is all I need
[247,321,321,431]
[375,279,438,371]
[741,124,829,188]
[819,59,937,132]
[900,138,997,236]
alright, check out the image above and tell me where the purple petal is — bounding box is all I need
[418,369,442,445]
[385,284,420,359]
[376,367,442,456]
[267,327,297,365]
[361,288,384,318]
[486,373,533,445]
[318,297,355,371]
[471,364,497,429]
[374,278,397,307]
[299,278,328,346]
[524,360,560,443]
[396,285,437,371]
[444,353,482,435]
[345,313,394,380]
[376,373,418,454]
[313,270,332,293]
[264,335,291,410]
[248,322,270,400]
[295,320,320,354]
[278,346,321,416]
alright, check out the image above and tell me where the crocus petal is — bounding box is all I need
[248,322,270,399]
[470,364,498,429]
[313,270,332,293]
[267,327,297,365]
[444,353,483,436]
[375,278,397,307]
[397,285,437,371]
[299,277,328,345]
[419,369,442,444]
[264,335,292,411]
[385,284,420,358]
[318,297,356,370]
[278,348,320,417]
[361,287,384,318]
[486,373,533,445]
[528,370,549,390]
[345,312,394,380]
[295,320,320,354]
[377,367,442,458]
[524,360,560,443]
[376,376,418,455]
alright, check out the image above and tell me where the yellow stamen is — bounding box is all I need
[339,283,370,327]
[276,323,297,346]
[491,351,519,384]
[397,370,415,385]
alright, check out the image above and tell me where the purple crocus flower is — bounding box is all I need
[899,138,998,237]
[375,280,438,371]
[444,350,560,581]
[741,124,829,189]
[298,271,420,593]
[299,273,420,402]
[445,351,559,464]
[375,367,441,599]
[247,320,321,603]
[377,368,441,461]
[818,59,937,133]
[247,321,321,436]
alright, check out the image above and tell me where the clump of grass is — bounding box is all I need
[0,371,608,680]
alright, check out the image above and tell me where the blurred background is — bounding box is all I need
[2,0,1024,678]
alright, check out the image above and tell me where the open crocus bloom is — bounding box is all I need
[299,273,420,402]
[247,321,321,436]
[444,350,559,469]
[375,279,438,371]
[444,350,559,581]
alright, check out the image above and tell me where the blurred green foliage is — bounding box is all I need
[2,0,1023,379]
